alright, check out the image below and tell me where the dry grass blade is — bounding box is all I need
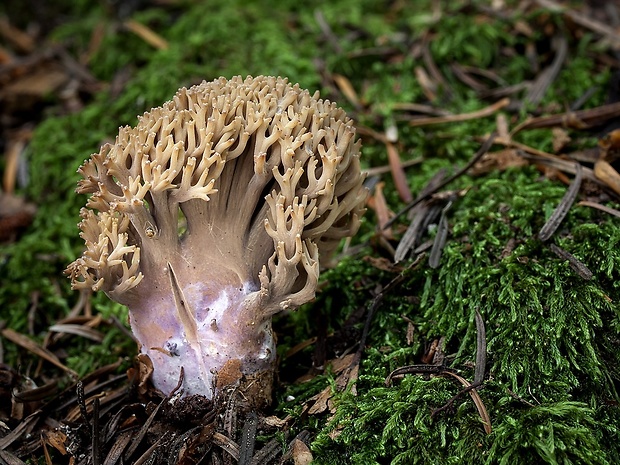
[1,329,77,377]
[332,73,362,110]
[474,310,487,385]
[123,19,169,50]
[364,157,423,177]
[394,170,446,262]
[524,36,567,106]
[386,142,412,203]
[368,182,394,240]
[535,0,620,45]
[415,65,438,101]
[0,410,41,449]
[515,150,601,184]
[408,98,509,127]
[513,101,620,132]
[123,397,165,461]
[451,63,489,93]
[548,243,593,280]
[538,163,583,241]
[422,36,452,99]
[238,412,258,465]
[133,437,163,465]
[284,337,317,359]
[48,324,105,342]
[428,201,452,268]
[387,133,497,228]
[391,102,451,116]
[0,448,27,465]
[249,436,284,465]
[81,360,123,385]
[441,371,492,435]
[212,432,240,461]
[394,207,430,262]
[3,134,29,194]
[103,430,134,465]
[577,200,620,219]
[12,380,58,402]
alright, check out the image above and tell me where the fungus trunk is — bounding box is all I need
[126,253,275,402]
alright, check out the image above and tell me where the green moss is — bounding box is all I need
[310,167,620,464]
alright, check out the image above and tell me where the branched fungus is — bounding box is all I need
[67,75,367,405]
[68,77,366,403]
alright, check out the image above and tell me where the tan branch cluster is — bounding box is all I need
[66,209,143,299]
[68,75,366,317]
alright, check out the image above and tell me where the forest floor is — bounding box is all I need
[1,0,620,464]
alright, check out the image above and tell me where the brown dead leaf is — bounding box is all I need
[307,387,331,415]
[41,428,68,455]
[401,315,415,346]
[291,438,313,465]
[307,361,359,416]
[363,255,404,272]
[0,16,35,53]
[552,127,571,153]
[471,149,528,175]
[594,159,620,195]
[1,66,68,98]
[328,353,356,375]
[0,193,36,243]
[263,415,287,428]
[133,353,154,396]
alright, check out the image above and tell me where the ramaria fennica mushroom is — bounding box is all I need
[66,75,367,404]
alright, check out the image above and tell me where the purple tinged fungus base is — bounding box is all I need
[66,75,367,406]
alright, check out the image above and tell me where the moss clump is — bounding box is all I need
[309,166,620,464]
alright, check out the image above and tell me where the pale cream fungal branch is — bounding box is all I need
[66,75,367,406]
